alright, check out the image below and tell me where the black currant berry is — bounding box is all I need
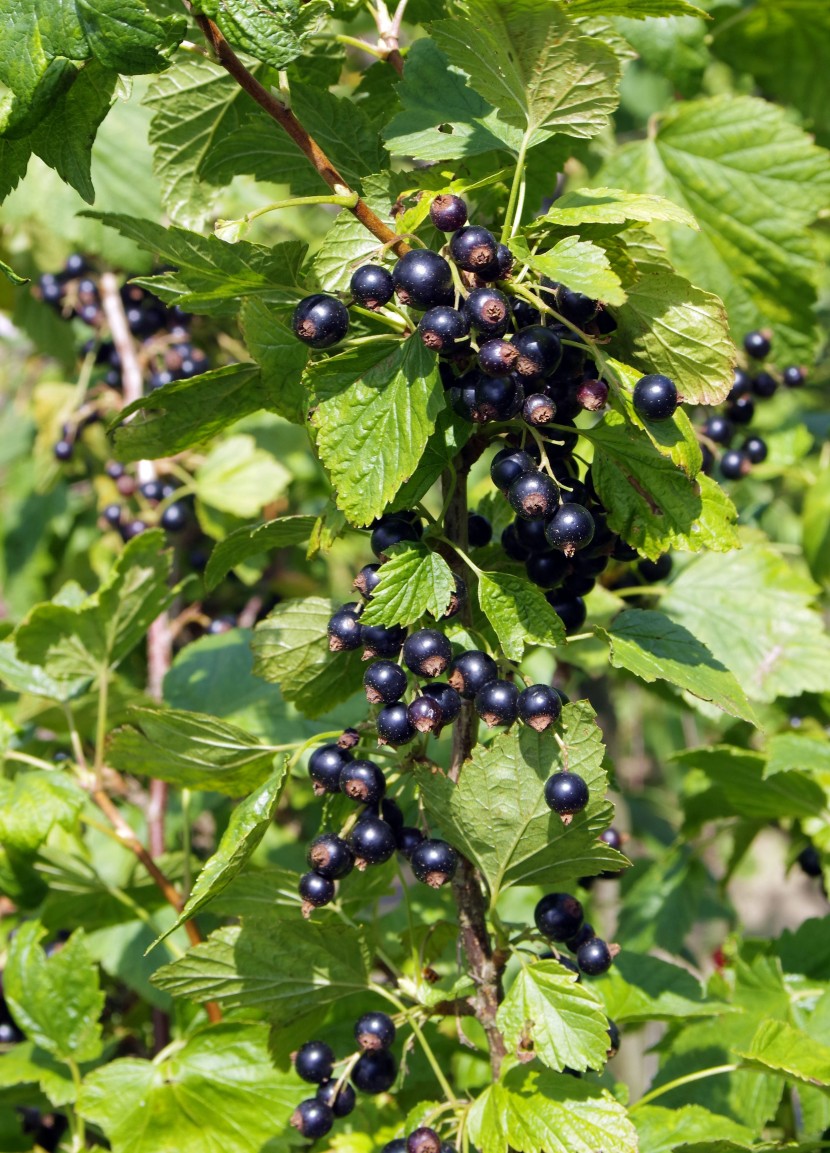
[293,294,349,348]
[727,395,755,425]
[473,375,523,422]
[380,797,405,831]
[523,393,556,426]
[376,703,416,746]
[491,446,536,491]
[474,679,519,727]
[295,1040,335,1083]
[361,623,407,660]
[545,503,595,557]
[637,554,672,582]
[355,1011,396,1051]
[518,684,562,732]
[783,365,805,387]
[449,225,500,278]
[298,871,335,911]
[382,1143,409,1153]
[403,629,452,678]
[740,436,767,465]
[478,338,518,377]
[511,325,562,381]
[408,695,445,734]
[349,816,397,867]
[291,1098,334,1139]
[327,604,363,652]
[316,1079,356,1118]
[364,660,408,705]
[467,512,493,548]
[309,745,353,795]
[632,374,678,422]
[565,922,596,952]
[351,264,395,310]
[557,286,598,327]
[798,845,821,877]
[729,368,751,400]
[410,838,458,888]
[354,563,382,598]
[422,681,462,723]
[508,471,560,521]
[496,243,514,278]
[351,1049,397,1094]
[426,192,468,233]
[392,251,454,310]
[534,893,584,941]
[408,1128,442,1153]
[576,378,609,412]
[752,370,777,398]
[577,937,614,976]
[53,439,73,462]
[396,826,424,857]
[463,287,510,337]
[160,501,188,533]
[103,503,122,527]
[340,759,386,805]
[526,551,568,589]
[448,650,498,699]
[599,827,623,852]
[546,594,587,634]
[449,381,477,420]
[545,771,589,817]
[307,833,355,880]
[371,516,421,558]
[743,330,771,359]
[703,416,733,445]
[418,306,470,354]
[720,449,750,480]
[501,522,531,562]
[607,1019,621,1057]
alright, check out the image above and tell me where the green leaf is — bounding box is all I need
[599,609,756,723]
[565,0,706,14]
[359,543,455,627]
[310,172,403,292]
[634,1106,756,1153]
[152,919,371,1024]
[614,14,710,97]
[534,185,698,229]
[0,771,86,852]
[196,0,323,70]
[309,338,444,526]
[204,516,316,592]
[4,923,104,1062]
[0,641,67,699]
[389,405,472,513]
[802,465,830,585]
[661,540,830,702]
[477,572,566,661]
[589,409,739,560]
[239,298,309,424]
[601,95,830,360]
[764,732,830,779]
[194,435,291,518]
[734,1019,830,1087]
[73,0,183,74]
[252,597,366,718]
[674,746,826,825]
[414,702,625,902]
[468,1063,638,1153]
[0,257,27,286]
[596,950,725,1024]
[497,960,610,1071]
[514,234,626,306]
[607,359,702,475]
[108,706,278,794]
[431,0,621,146]
[0,1040,91,1106]
[77,1022,304,1153]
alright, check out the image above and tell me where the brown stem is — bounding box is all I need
[189,11,409,257]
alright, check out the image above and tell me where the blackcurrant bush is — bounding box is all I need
[355,1011,396,1051]
[798,845,822,877]
[351,1049,397,1093]
[361,623,407,660]
[295,1040,335,1083]
[298,871,335,910]
[546,593,587,634]
[534,893,584,941]
[511,298,540,327]
[491,446,536,491]
[429,194,468,232]
[408,695,445,734]
[292,294,349,348]
[421,681,462,724]
[473,375,523,422]
[354,563,382,598]
[478,338,518,376]
[371,516,421,558]
[545,503,595,557]
[783,365,805,387]
[350,264,394,309]
[523,393,556,426]
[349,816,397,867]
[463,287,510,337]
[703,416,733,445]
[576,378,608,412]
[396,826,424,857]
[403,629,452,678]
[518,684,562,732]
[474,679,519,727]
[393,251,454,310]
[448,650,498,699]
[160,501,188,533]
[545,771,589,817]
[408,1128,442,1153]
[309,744,353,795]
[720,449,750,480]
[467,512,493,548]
[577,937,614,975]
[307,834,355,880]
[448,381,477,420]
[376,703,416,746]
[632,374,678,422]
[291,1098,334,1139]
[418,306,470,354]
[727,395,755,425]
[743,330,771,359]
[511,325,562,381]
[340,759,386,805]
[752,370,777,398]
[526,551,568,589]
[508,471,560,520]
[316,1079,356,1118]
[449,225,500,278]
[410,838,458,888]
[557,286,598,327]
[364,660,408,705]
[53,439,73,462]
[327,604,363,652]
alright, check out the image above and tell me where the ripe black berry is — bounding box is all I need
[429,194,468,231]
[340,759,386,805]
[448,650,498,699]
[496,243,514,278]
[351,1049,397,1094]
[392,250,454,310]
[410,838,458,888]
[703,416,733,445]
[139,479,164,502]
[526,551,568,589]
[545,503,595,557]
[309,745,353,795]
[474,679,519,727]
[467,512,493,548]
[478,338,518,376]
[545,771,589,817]
[307,833,355,879]
[328,604,363,652]
[380,797,405,831]
[361,623,407,660]
[783,365,805,387]
[491,446,536,491]
[292,294,349,348]
[160,501,188,533]
[632,374,678,422]
[511,325,562,381]
[351,264,394,309]
[396,826,424,857]
[752,370,777,399]
[576,378,609,412]
[501,522,531,561]
[557,286,598,327]
[743,330,771,359]
[473,375,522,422]
[720,449,750,480]
[103,503,122,527]
[295,1040,335,1083]
[523,393,556,426]
[349,816,397,867]
[382,1143,408,1153]
[798,845,821,877]
[508,471,560,521]
[607,1019,621,1057]
[291,1097,334,1139]
[298,871,335,910]
[546,593,587,634]
[741,436,767,465]
[354,563,382,597]
[449,381,477,420]
[364,660,408,705]
[727,395,755,425]
[577,937,614,975]
[637,554,672,582]
[418,306,470,354]
[408,1128,442,1153]
[730,368,751,399]
[421,681,462,723]
[599,827,623,852]
[449,225,500,279]
[355,1011,396,1051]
[376,703,416,746]
[316,1079,356,1118]
[408,695,445,734]
[371,516,421,558]
[565,922,596,952]
[518,684,562,732]
[403,629,452,678]
[463,287,510,337]
[53,439,73,462]
[534,892,584,941]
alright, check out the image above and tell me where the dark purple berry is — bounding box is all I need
[408,695,445,734]
[361,623,407,660]
[410,838,458,888]
[295,1040,335,1083]
[408,1128,441,1153]
[526,551,568,589]
[798,845,822,877]
[449,225,500,279]
[720,449,750,480]
[292,294,349,348]
[518,684,562,732]
[307,834,355,880]
[743,436,768,464]
[351,1049,397,1093]
[429,194,468,232]
[396,826,424,857]
[607,1019,621,1057]
[421,681,462,724]
[534,893,584,941]
[546,594,586,634]
[501,522,531,561]
[316,1079,356,1118]
[727,395,755,425]
[491,446,536,491]
[545,771,589,817]
[354,563,382,597]
[328,604,362,652]
[463,287,510,337]
[557,286,598,327]
[448,650,498,699]
[403,629,452,678]
[576,378,608,412]
[349,816,397,867]
[340,760,386,805]
[350,264,395,309]
[730,368,751,400]
[473,375,523,421]
[508,471,560,520]
[743,330,771,359]
[752,370,777,398]
[511,325,562,381]
[632,374,678,422]
[309,745,353,795]
[514,515,550,553]
[496,244,514,277]
[703,416,733,445]
[783,365,805,387]
[523,393,556,426]
[160,501,188,533]
[121,519,147,541]
[478,338,518,376]
[467,512,493,548]
[299,871,335,910]
[637,554,672,582]
[364,660,408,705]
[382,1143,409,1153]
[376,703,416,746]
[599,827,623,852]
[418,306,470,354]
[474,679,519,727]
[393,250,454,310]
[577,937,614,975]
[355,1011,396,1051]
[371,515,422,558]
[103,503,122,527]
[54,439,73,462]
[545,503,595,557]
[291,1098,334,1139]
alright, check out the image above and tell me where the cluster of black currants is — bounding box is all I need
[290,1013,399,1139]
[382,1127,457,1153]
[535,890,617,977]
[98,460,192,542]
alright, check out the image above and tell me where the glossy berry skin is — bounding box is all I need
[632,374,678,422]
[518,685,562,732]
[392,250,454,310]
[327,605,362,652]
[295,1040,335,1084]
[752,370,777,399]
[473,375,523,422]
[463,287,510,337]
[364,660,408,705]
[557,286,598,327]
[340,760,386,806]
[743,436,768,464]
[638,554,672,582]
[349,816,397,866]
[371,516,421,558]
[720,449,750,480]
[566,922,596,952]
[474,679,519,727]
[783,365,805,387]
[515,516,551,553]
[376,703,416,746]
[160,501,188,533]
[491,446,536,491]
[352,1049,397,1094]
[496,243,514,278]
[354,563,382,598]
[576,378,608,412]
[307,834,355,880]
[361,623,407,660]
[703,416,733,445]
[292,294,349,348]
[526,551,568,589]
[448,650,498,699]
[291,1098,334,1139]
[743,330,771,359]
[410,838,459,888]
[309,745,353,794]
[298,871,335,909]
[523,393,556,426]
[103,503,122,527]
[508,471,560,521]
[545,503,595,557]
[350,264,394,309]
[408,694,445,734]
[121,519,147,541]
[730,368,751,399]
[449,225,500,278]
[355,1011,396,1051]
[418,306,470,354]
[53,439,73,462]
[511,325,562,381]
[478,338,518,376]
[422,681,462,723]
[396,826,424,857]
[545,771,589,816]
[429,194,468,231]
[577,937,614,976]
[727,395,755,425]
[408,1128,442,1153]
[534,892,584,942]
[467,512,493,548]
[403,629,452,678]
[316,1079,356,1118]
[547,595,587,634]
[599,827,623,852]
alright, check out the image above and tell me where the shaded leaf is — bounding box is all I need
[204,516,316,592]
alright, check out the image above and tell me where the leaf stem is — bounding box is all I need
[216,192,360,237]
[501,130,532,243]
[632,1064,740,1110]
[3,750,58,772]
[377,987,459,1105]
